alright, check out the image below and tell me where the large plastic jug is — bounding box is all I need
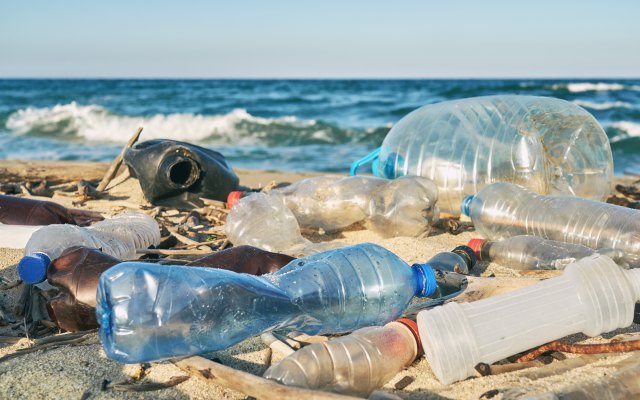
[351,95,613,215]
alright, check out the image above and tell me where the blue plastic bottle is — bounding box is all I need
[97,243,441,363]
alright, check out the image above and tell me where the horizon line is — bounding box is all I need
[1,76,639,81]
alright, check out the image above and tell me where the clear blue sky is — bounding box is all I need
[1,0,638,78]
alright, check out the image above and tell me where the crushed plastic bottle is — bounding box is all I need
[352,95,613,215]
[45,245,295,332]
[225,175,439,255]
[97,243,446,363]
[0,194,76,225]
[467,235,626,270]
[417,253,640,384]
[18,212,160,289]
[264,319,421,396]
[462,182,640,267]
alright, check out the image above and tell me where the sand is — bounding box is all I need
[0,162,638,400]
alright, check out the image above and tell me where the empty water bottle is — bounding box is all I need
[467,235,626,270]
[18,212,160,288]
[97,243,444,363]
[462,182,640,267]
[417,254,640,384]
[0,194,76,225]
[352,95,613,215]
[264,319,421,396]
[46,245,295,332]
[225,176,439,255]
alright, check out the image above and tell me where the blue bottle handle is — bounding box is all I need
[350,147,381,176]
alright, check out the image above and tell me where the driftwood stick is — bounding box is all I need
[110,375,190,392]
[174,356,361,400]
[96,127,143,192]
[517,339,640,362]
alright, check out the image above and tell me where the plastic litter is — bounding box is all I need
[468,235,626,270]
[96,243,471,363]
[124,139,239,209]
[0,194,76,225]
[225,175,439,255]
[264,319,421,396]
[417,253,640,384]
[18,212,160,290]
[462,182,640,267]
[352,95,613,215]
[45,245,295,332]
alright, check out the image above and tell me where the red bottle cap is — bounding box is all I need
[395,318,424,358]
[467,238,486,261]
[226,191,243,209]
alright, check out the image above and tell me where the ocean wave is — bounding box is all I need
[606,121,640,143]
[5,102,387,146]
[573,100,634,110]
[551,82,640,93]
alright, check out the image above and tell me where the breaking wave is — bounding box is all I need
[551,82,640,93]
[573,100,633,110]
[5,102,388,146]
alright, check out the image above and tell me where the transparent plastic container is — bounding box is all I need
[467,235,626,270]
[274,175,439,237]
[264,319,421,396]
[352,95,613,215]
[96,243,439,363]
[0,224,43,249]
[18,212,160,288]
[225,176,439,255]
[462,182,640,267]
[417,254,640,384]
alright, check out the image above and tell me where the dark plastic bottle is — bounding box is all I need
[45,245,295,332]
[0,194,75,225]
[124,139,240,209]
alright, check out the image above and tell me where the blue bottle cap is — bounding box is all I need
[460,195,474,217]
[411,263,437,297]
[18,253,52,284]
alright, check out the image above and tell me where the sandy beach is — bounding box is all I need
[0,160,638,400]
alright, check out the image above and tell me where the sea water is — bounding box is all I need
[0,79,638,174]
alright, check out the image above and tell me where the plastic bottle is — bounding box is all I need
[97,243,446,363]
[263,318,422,396]
[351,95,613,215]
[461,182,640,267]
[416,254,640,384]
[124,139,239,209]
[0,194,76,225]
[18,212,160,289]
[46,245,295,332]
[467,235,626,270]
[225,175,439,255]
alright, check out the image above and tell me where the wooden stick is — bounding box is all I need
[110,375,190,392]
[96,127,143,192]
[174,356,361,400]
[517,339,640,362]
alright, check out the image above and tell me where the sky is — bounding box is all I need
[1,0,639,78]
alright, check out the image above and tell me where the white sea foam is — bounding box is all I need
[552,82,640,92]
[573,100,633,110]
[608,121,640,143]
[5,102,318,144]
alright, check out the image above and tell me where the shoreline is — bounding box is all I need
[0,160,638,399]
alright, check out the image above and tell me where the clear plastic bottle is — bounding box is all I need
[352,95,613,215]
[263,319,421,396]
[18,212,160,288]
[96,243,440,363]
[467,235,626,270]
[461,182,640,267]
[225,176,439,255]
[416,254,640,384]
[0,224,43,249]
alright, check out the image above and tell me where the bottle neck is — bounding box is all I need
[410,263,437,297]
